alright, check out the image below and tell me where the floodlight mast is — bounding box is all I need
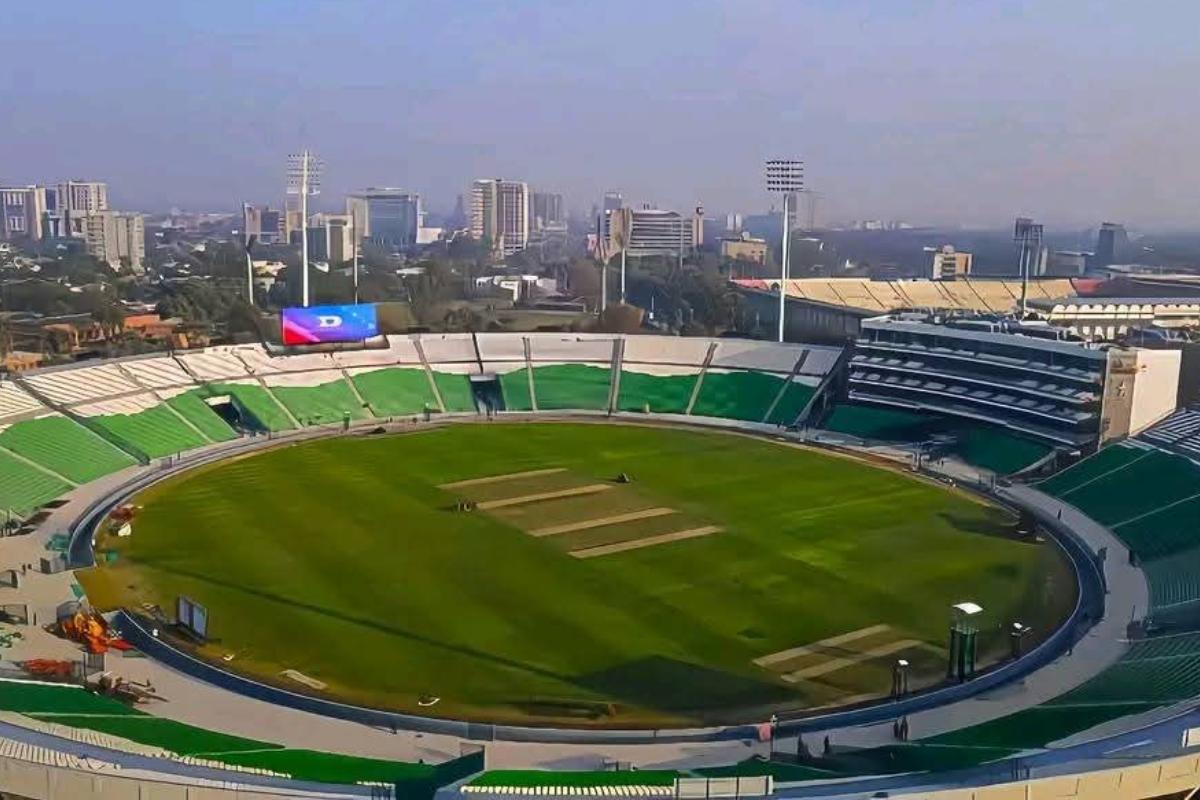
[766,159,804,342]
[287,150,323,307]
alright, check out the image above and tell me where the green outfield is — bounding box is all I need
[79,422,1074,727]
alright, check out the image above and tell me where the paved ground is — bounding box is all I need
[0,420,1147,774]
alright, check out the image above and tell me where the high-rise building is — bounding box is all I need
[930,245,973,280]
[57,181,109,237]
[470,179,529,256]
[602,191,623,215]
[1,186,49,241]
[83,211,144,272]
[307,213,355,264]
[531,192,564,230]
[346,189,422,249]
[606,206,703,257]
[1095,222,1127,267]
[242,204,284,244]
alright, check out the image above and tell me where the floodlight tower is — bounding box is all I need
[766,159,804,342]
[1014,217,1043,318]
[287,150,323,307]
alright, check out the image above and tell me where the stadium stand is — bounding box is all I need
[0,415,135,482]
[0,448,72,514]
[260,371,370,425]
[198,381,295,432]
[349,366,439,417]
[821,403,1053,475]
[161,390,238,442]
[1141,405,1200,460]
[735,277,1078,314]
[691,369,791,422]
[75,395,208,458]
[526,335,617,411]
[531,363,612,410]
[114,355,198,391]
[617,366,698,414]
[15,335,1200,799]
[0,679,478,789]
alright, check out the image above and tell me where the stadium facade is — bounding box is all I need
[850,313,1180,448]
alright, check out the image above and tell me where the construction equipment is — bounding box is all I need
[54,610,133,654]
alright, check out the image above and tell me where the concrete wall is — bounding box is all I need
[1129,348,1183,435]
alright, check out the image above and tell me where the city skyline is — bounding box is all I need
[3,1,1198,228]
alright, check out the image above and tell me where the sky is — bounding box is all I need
[2,1,1198,228]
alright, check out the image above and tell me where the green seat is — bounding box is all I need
[271,379,369,426]
[0,416,134,482]
[0,451,71,514]
[530,364,612,411]
[617,371,698,414]
[499,369,533,411]
[90,404,207,458]
[350,368,438,417]
[691,370,783,422]
[203,383,296,433]
[166,391,238,442]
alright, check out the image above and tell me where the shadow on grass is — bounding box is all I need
[135,560,574,685]
[574,656,796,717]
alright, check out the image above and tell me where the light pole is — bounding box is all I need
[766,159,804,343]
[287,150,322,307]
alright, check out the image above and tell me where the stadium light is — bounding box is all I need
[766,159,804,342]
[287,150,323,308]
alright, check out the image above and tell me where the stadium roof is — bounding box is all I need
[732,277,1081,315]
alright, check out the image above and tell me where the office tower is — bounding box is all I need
[346,188,422,249]
[602,191,623,215]
[1095,222,1127,268]
[531,192,564,230]
[470,179,530,256]
[242,204,285,245]
[307,213,355,263]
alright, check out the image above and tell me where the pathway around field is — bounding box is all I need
[0,418,1148,778]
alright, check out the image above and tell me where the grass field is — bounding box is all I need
[79,422,1075,727]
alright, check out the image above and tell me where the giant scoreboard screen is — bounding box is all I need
[281,303,379,345]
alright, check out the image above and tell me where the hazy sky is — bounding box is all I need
[3,1,1198,227]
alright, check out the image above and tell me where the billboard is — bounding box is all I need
[176,595,209,640]
[281,303,378,345]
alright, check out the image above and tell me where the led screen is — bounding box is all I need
[281,304,378,345]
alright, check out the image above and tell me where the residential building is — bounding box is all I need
[83,211,145,271]
[57,181,109,237]
[1,186,49,241]
[470,179,530,256]
[929,245,973,280]
[720,232,768,264]
[531,192,564,230]
[849,312,1180,448]
[347,188,422,250]
[306,213,355,264]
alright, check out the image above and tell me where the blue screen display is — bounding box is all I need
[281,304,379,345]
